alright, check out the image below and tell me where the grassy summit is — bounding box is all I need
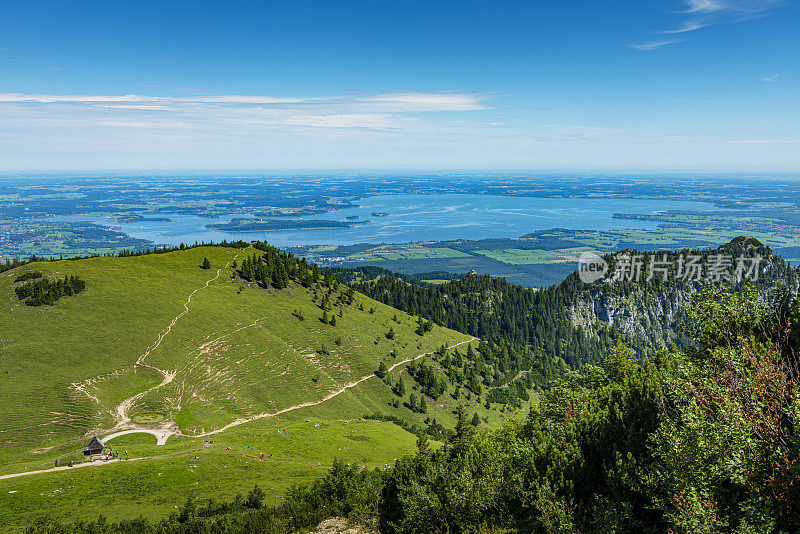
[0,245,475,528]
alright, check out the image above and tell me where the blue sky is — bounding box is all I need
[0,0,798,171]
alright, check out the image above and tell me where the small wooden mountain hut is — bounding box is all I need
[83,432,104,456]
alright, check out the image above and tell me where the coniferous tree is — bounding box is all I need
[409,393,419,412]
[451,404,473,453]
[416,433,431,456]
[393,377,406,397]
[376,361,388,379]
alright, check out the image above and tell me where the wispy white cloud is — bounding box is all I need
[358,92,489,112]
[0,89,491,160]
[685,0,728,13]
[632,0,785,50]
[658,21,708,34]
[0,93,316,105]
[760,74,798,83]
[630,40,683,50]
[0,91,489,114]
[684,0,784,14]
[542,124,621,133]
[0,89,513,169]
[281,113,393,129]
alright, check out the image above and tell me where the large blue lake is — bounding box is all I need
[48,194,720,247]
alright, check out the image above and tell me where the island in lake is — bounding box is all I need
[206,218,370,232]
[115,214,173,223]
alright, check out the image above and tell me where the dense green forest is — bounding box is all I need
[374,286,800,533]
[394,337,564,411]
[326,265,460,285]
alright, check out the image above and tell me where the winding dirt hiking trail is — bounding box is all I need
[0,451,186,481]
[190,336,477,438]
[60,244,478,460]
[2,338,478,481]
[3,337,477,481]
[107,244,477,443]
[111,250,248,440]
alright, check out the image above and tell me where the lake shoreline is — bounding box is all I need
[31,193,725,249]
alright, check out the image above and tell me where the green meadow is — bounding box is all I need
[0,246,489,531]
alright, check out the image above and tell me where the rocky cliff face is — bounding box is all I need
[570,285,694,354]
[567,237,799,356]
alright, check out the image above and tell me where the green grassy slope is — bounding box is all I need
[0,246,482,530]
[0,415,416,528]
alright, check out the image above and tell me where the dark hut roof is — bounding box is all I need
[86,432,104,452]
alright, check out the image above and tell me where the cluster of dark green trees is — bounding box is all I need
[14,271,44,282]
[14,274,86,306]
[407,359,447,400]
[237,242,321,290]
[444,339,562,407]
[386,337,563,412]
[350,269,623,365]
[238,253,287,289]
[1,257,31,274]
[380,334,562,416]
